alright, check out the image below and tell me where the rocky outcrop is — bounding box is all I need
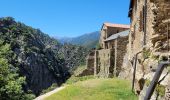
[0,17,73,95]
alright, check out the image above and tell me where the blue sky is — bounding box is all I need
[0,0,130,37]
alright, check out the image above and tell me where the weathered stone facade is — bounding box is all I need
[85,23,129,78]
[122,0,170,99]
[100,23,129,49]
[94,48,114,77]
[114,36,129,76]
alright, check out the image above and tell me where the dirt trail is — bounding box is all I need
[34,86,66,100]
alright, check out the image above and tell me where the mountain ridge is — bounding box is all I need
[57,31,100,49]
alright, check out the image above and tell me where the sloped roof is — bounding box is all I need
[104,30,129,42]
[103,23,130,29]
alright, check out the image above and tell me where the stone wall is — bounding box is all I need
[86,51,95,70]
[93,35,128,78]
[99,24,129,49]
[94,49,114,78]
[151,0,170,54]
[114,36,128,76]
[78,51,95,77]
[124,0,170,99]
[128,0,154,60]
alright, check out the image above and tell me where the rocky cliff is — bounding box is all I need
[0,17,88,96]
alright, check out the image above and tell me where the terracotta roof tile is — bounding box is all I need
[104,23,130,29]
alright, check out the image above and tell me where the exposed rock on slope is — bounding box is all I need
[0,17,87,95]
[58,43,88,71]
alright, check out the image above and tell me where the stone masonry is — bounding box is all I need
[85,23,130,78]
[121,0,170,99]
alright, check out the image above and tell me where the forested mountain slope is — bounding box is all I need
[58,31,100,49]
[0,17,88,97]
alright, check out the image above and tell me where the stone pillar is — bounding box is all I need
[114,39,118,76]
[94,50,99,76]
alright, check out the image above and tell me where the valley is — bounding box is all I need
[0,0,170,100]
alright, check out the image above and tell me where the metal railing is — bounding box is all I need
[144,61,170,100]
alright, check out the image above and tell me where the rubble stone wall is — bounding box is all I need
[94,49,114,78]
[125,0,170,99]
[114,36,128,76]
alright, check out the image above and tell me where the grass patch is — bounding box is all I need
[66,65,94,85]
[41,83,58,95]
[66,75,94,85]
[45,78,137,100]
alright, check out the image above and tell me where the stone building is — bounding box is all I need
[122,0,170,99]
[99,23,130,49]
[86,23,130,78]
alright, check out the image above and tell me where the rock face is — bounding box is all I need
[0,17,74,95]
[58,43,88,72]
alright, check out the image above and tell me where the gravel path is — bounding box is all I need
[34,86,66,100]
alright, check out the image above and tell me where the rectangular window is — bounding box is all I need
[139,10,144,32]
[135,0,137,12]
[134,25,136,39]
[143,6,145,32]
[143,0,147,45]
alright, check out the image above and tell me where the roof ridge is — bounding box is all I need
[103,22,130,28]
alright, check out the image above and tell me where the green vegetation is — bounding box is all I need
[142,49,151,59]
[167,66,170,72]
[0,41,35,100]
[145,79,151,86]
[58,31,100,49]
[59,44,88,72]
[66,75,94,85]
[96,42,102,50]
[0,17,89,96]
[156,85,165,97]
[145,79,165,97]
[41,83,58,95]
[45,78,137,100]
[150,54,159,61]
[66,65,94,85]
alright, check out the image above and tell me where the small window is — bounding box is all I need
[117,30,119,33]
[135,0,138,12]
[139,7,144,32]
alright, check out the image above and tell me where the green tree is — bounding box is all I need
[0,41,35,100]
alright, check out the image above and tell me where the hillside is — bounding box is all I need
[45,78,137,100]
[0,17,88,97]
[58,31,100,49]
